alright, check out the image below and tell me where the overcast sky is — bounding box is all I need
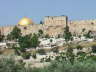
[0,0,96,26]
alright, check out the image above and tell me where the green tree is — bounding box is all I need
[7,26,21,41]
[50,39,53,43]
[66,45,75,64]
[38,29,43,37]
[19,33,39,48]
[84,30,92,38]
[31,33,40,48]
[76,45,83,50]
[82,28,86,32]
[45,34,50,38]
[91,45,96,53]
[18,34,32,51]
[38,29,43,35]
[64,25,72,42]
[17,33,39,54]
[0,30,4,42]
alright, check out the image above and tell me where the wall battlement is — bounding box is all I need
[44,16,67,27]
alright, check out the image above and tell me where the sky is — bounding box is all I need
[0,0,96,26]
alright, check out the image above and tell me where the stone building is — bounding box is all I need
[1,15,96,37]
[44,16,67,26]
[0,16,68,37]
[43,16,68,37]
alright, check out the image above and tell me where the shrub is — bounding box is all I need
[76,45,83,50]
[1,54,96,72]
[45,34,50,38]
[0,56,42,72]
[91,45,96,53]
[45,59,96,72]
[45,57,51,62]
[0,57,25,72]
[22,52,31,59]
[32,51,37,59]
[77,52,87,61]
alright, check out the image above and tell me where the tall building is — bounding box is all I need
[44,16,67,27]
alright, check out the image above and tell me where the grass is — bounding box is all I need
[1,50,96,72]
[1,57,96,72]
[1,41,96,72]
[81,41,96,47]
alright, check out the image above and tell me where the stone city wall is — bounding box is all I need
[1,16,96,37]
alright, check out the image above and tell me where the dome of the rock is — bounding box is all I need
[18,17,33,26]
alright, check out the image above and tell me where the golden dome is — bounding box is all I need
[18,17,33,26]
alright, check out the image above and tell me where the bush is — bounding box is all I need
[76,45,83,50]
[45,59,96,72]
[32,51,37,59]
[45,34,50,38]
[77,52,87,61]
[92,45,96,53]
[1,55,96,72]
[0,56,42,72]
[22,52,31,59]
[0,57,25,72]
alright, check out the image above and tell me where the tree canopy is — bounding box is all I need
[0,30,4,42]
[38,29,44,37]
[31,33,40,48]
[63,25,72,41]
[18,33,39,50]
[84,30,93,38]
[7,26,21,41]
